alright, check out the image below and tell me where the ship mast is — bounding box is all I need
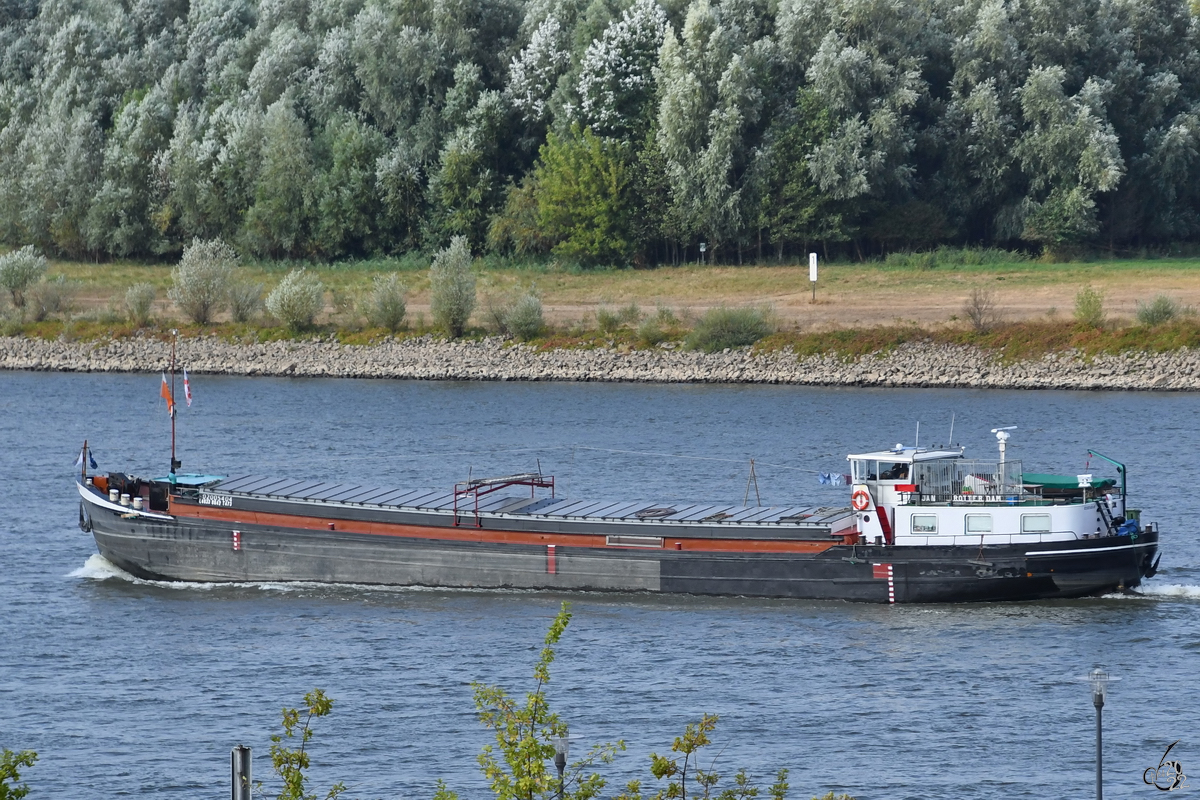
[170,329,180,477]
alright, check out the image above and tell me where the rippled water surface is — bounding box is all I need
[1,372,1198,799]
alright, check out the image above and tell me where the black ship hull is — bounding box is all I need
[80,483,1160,604]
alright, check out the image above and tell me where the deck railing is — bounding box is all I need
[909,459,1027,503]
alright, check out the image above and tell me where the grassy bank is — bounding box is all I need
[6,252,1200,359]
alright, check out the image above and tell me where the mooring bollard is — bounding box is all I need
[231,745,252,800]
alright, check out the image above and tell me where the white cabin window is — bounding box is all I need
[911,514,938,534]
[965,514,992,534]
[1021,514,1052,533]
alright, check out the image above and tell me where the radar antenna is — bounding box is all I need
[990,426,1017,464]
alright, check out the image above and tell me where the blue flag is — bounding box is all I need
[74,447,98,470]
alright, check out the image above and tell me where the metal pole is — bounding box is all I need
[555,752,566,800]
[231,745,252,800]
[170,330,179,475]
[1094,696,1103,800]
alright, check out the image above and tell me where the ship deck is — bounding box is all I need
[204,474,852,531]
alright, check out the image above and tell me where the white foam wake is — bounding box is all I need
[1101,582,1200,601]
[1136,583,1200,600]
[68,554,135,581]
[65,554,531,595]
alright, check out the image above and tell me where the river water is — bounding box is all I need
[1,371,1197,799]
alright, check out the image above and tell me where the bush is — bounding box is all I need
[1074,285,1106,327]
[169,238,238,324]
[637,316,668,346]
[637,307,680,346]
[963,287,998,332]
[363,273,407,332]
[228,280,263,323]
[0,245,47,310]
[505,292,544,341]
[124,283,157,327]
[26,275,76,321]
[596,307,622,334]
[429,236,476,337]
[685,306,774,352]
[266,269,325,331]
[1136,294,1179,326]
[883,247,1029,269]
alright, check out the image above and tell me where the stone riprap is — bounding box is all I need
[1,335,1198,390]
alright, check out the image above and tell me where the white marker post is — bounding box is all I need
[809,252,818,303]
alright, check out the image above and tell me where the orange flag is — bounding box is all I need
[160,373,174,416]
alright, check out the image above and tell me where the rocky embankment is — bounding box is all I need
[2,335,1199,390]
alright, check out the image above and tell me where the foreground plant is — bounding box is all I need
[0,748,37,800]
[438,603,623,800]
[268,689,346,800]
[614,714,790,800]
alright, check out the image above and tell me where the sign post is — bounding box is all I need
[809,253,818,303]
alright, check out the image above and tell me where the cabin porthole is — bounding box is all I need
[863,514,871,523]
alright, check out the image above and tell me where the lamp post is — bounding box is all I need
[1088,668,1110,800]
[554,730,569,800]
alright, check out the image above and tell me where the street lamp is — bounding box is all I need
[1087,668,1112,800]
[554,730,569,800]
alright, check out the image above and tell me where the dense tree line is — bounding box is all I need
[1,0,1199,265]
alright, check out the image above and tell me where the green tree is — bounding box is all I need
[313,115,388,257]
[269,689,346,800]
[245,97,314,257]
[534,127,634,265]
[654,0,762,257]
[757,89,846,258]
[0,749,37,800]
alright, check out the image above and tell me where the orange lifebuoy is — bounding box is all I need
[851,489,871,511]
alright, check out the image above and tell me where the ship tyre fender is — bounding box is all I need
[851,490,871,511]
[79,501,91,532]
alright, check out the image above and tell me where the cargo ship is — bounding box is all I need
[74,428,1160,604]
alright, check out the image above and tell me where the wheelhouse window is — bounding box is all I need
[965,514,992,534]
[911,514,938,534]
[851,460,909,481]
[1021,514,1052,533]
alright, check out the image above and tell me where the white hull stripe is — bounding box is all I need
[77,482,175,521]
[1025,542,1155,557]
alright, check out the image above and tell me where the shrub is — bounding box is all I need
[637,316,668,346]
[1136,294,1179,326]
[1074,285,1106,327]
[0,245,47,310]
[505,292,544,341]
[596,307,622,334]
[429,236,476,337]
[124,283,157,327]
[266,269,324,331]
[637,307,679,346]
[363,273,407,332]
[963,287,998,332]
[26,275,76,321]
[169,238,238,324]
[685,306,774,352]
[228,280,264,323]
